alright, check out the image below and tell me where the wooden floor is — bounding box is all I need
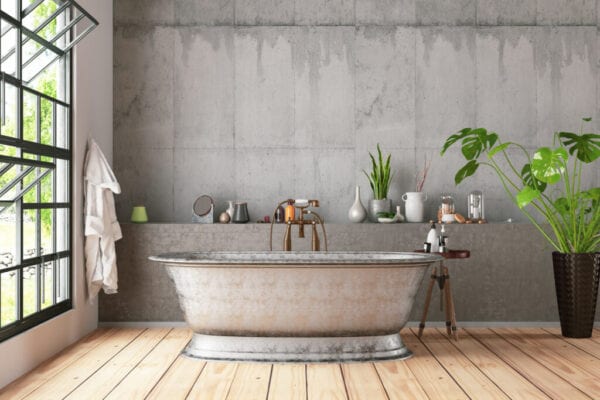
[1,327,600,400]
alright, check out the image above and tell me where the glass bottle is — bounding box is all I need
[468,190,484,221]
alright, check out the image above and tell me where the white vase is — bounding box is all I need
[348,186,367,223]
[226,201,235,220]
[368,198,392,222]
[402,192,427,222]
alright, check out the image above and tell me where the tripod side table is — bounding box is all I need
[415,249,470,341]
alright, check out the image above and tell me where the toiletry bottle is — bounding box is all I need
[285,200,295,222]
[275,205,285,223]
[426,221,439,253]
[439,223,448,251]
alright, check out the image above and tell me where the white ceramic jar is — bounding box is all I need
[402,192,427,222]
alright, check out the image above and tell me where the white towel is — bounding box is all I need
[84,139,122,300]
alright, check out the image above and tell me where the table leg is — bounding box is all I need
[443,265,459,341]
[418,266,437,338]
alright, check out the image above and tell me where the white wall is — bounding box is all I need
[0,0,112,388]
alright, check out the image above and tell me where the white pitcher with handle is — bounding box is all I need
[402,192,427,222]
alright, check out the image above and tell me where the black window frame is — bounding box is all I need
[0,0,96,343]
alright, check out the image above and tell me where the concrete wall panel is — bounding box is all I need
[234,28,295,148]
[476,28,537,147]
[175,0,234,25]
[415,0,476,26]
[415,28,476,149]
[174,28,235,149]
[114,27,174,149]
[356,27,415,150]
[294,28,355,149]
[355,0,416,25]
[295,0,354,25]
[537,0,596,26]
[235,0,295,25]
[476,0,536,26]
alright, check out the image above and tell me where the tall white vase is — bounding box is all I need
[402,192,427,222]
[348,186,367,223]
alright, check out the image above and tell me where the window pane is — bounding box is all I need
[22,0,59,39]
[0,82,19,138]
[56,207,69,252]
[41,261,53,309]
[40,98,53,145]
[23,209,37,259]
[56,158,69,202]
[23,91,38,142]
[0,20,18,77]
[1,0,18,19]
[57,257,69,302]
[0,164,19,201]
[56,104,68,149]
[0,205,16,269]
[41,208,54,254]
[0,271,18,327]
[40,168,54,203]
[22,265,38,317]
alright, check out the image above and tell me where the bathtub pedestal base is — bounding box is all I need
[182,332,412,362]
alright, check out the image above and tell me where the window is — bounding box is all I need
[0,0,96,342]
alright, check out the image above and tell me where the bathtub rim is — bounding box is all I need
[149,250,443,267]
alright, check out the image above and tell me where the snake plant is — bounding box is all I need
[363,144,393,200]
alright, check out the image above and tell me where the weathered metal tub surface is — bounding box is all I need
[149,251,442,362]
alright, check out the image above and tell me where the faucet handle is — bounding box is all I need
[309,199,319,207]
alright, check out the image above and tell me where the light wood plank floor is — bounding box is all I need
[1,327,599,399]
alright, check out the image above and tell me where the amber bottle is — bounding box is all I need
[285,200,295,222]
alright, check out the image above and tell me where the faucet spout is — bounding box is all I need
[283,222,292,251]
[311,222,320,251]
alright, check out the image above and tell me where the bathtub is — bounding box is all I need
[149,251,442,362]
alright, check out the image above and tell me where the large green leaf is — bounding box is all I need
[460,129,498,160]
[516,186,541,208]
[454,160,479,185]
[531,147,567,184]
[441,128,472,155]
[521,163,547,193]
[558,132,600,163]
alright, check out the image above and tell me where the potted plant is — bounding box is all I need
[441,118,600,338]
[363,144,393,222]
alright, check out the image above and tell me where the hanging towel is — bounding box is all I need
[84,139,122,300]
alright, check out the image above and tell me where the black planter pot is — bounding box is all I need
[552,252,600,338]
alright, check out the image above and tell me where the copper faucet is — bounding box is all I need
[269,199,328,251]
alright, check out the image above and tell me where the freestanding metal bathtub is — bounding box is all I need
[149,251,442,362]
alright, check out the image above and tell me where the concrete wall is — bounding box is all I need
[113,0,600,224]
[99,223,600,323]
[0,0,112,388]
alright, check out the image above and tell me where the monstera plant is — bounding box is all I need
[441,118,600,338]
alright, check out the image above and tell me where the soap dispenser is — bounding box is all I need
[426,221,439,253]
